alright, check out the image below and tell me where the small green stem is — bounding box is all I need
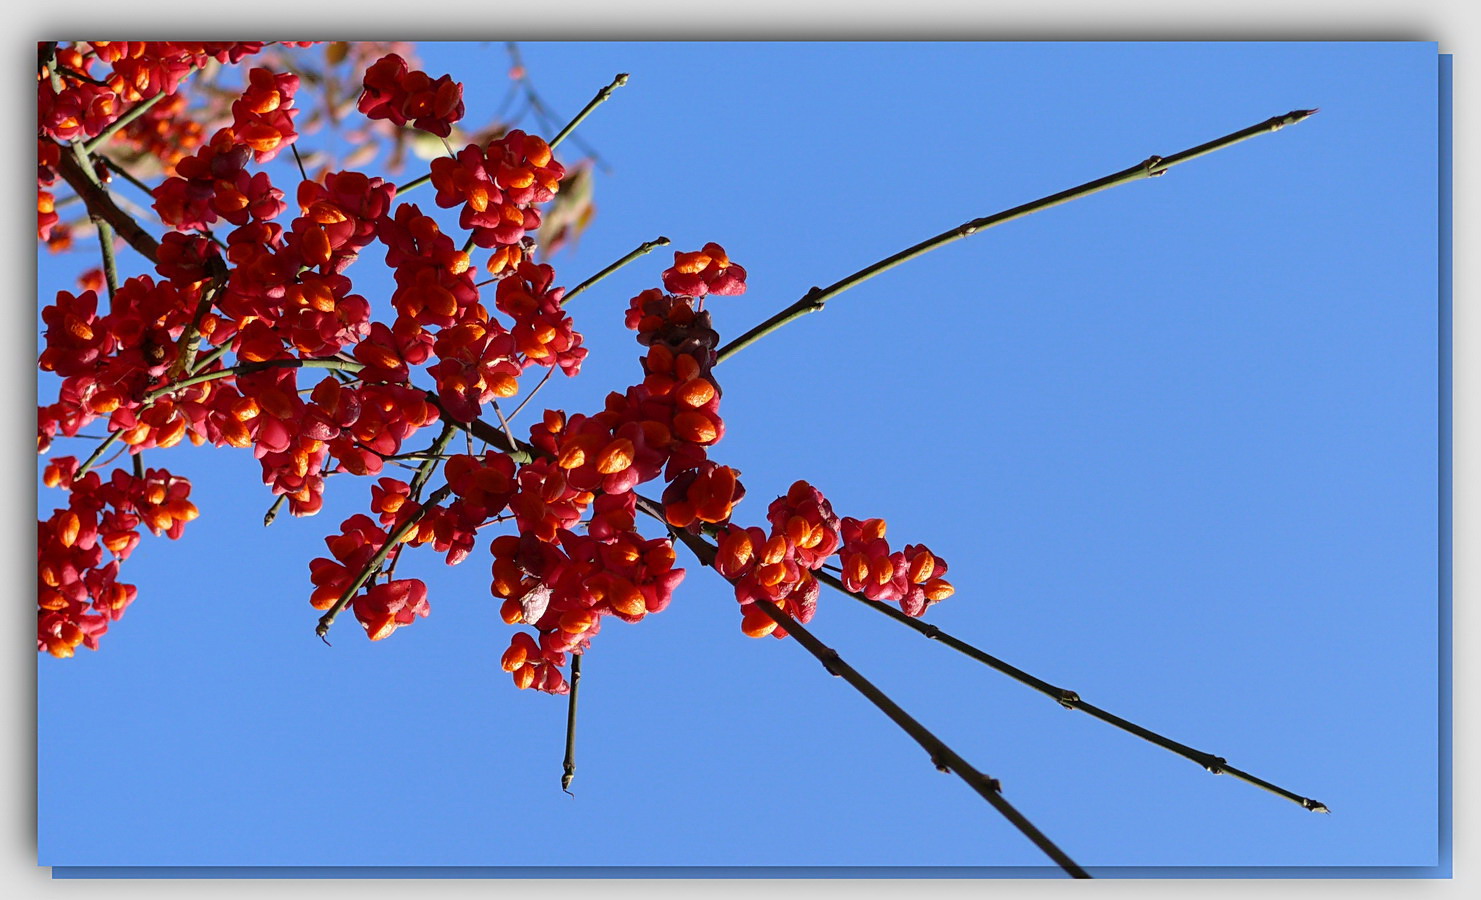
[95,219,119,299]
[408,423,456,501]
[396,171,432,195]
[715,109,1319,365]
[560,236,669,306]
[263,495,288,527]
[188,344,230,377]
[549,73,628,151]
[75,431,122,479]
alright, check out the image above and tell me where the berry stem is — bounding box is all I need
[715,109,1320,364]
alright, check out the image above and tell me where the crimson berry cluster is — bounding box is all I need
[37,43,953,686]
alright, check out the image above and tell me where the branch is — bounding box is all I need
[665,526,1087,878]
[559,235,669,305]
[549,73,628,151]
[82,89,170,155]
[810,570,1330,813]
[144,357,364,403]
[715,109,1319,364]
[315,484,455,642]
[55,142,160,261]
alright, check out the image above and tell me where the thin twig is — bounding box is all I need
[811,571,1330,813]
[145,357,364,403]
[92,152,155,199]
[560,235,669,306]
[489,400,519,448]
[74,432,122,479]
[715,109,1320,364]
[189,344,230,377]
[408,423,457,501]
[315,484,454,642]
[291,143,309,182]
[95,219,119,299]
[263,495,288,527]
[506,364,556,423]
[561,652,582,795]
[549,73,628,151]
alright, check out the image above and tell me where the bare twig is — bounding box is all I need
[716,109,1320,364]
[560,236,669,306]
[561,652,582,795]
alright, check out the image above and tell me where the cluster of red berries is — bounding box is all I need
[711,481,835,638]
[38,46,963,679]
[38,457,197,656]
[838,517,955,618]
[429,131,564,276]
[482,246,748,690]
[356,53,464,138]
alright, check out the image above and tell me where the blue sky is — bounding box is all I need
[36,42,1442,873]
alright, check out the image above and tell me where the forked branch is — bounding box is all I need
[666,526,1090,878]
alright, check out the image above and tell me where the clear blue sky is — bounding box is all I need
[37,41,1442,872]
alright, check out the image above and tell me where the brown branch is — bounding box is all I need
[664,526,1088,878]
[55,143,160,262]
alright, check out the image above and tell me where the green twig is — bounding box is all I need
[263,495,288,527]
[82,89,170,155]
[95,219,119,299]
[716,109,1319,364]
[145,357,364,403]
[810,570,1329,813]
[549,73,628,151]
[408,423,457,501]
[75,431,122,479]
[560,235,669,306]
[315,484,454,643]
